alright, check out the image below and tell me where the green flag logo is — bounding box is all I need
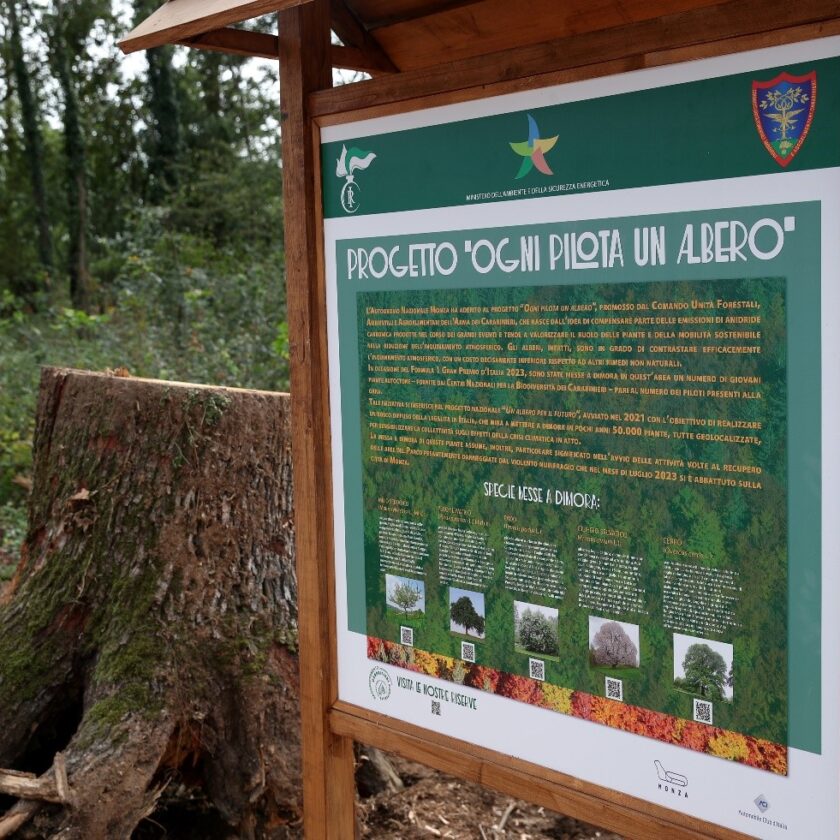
[337,144,376,213]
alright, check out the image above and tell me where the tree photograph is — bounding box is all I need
[448,588,486,640]
[673,634,734,701]
[385,574,425,618]
[514,601,559,659]
[589,617,640,670]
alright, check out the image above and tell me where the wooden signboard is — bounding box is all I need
[313,29,839,840]
[121,3,840,838]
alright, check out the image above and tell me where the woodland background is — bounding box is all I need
[0,0,291,576]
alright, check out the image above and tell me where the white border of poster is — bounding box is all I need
[323,37,840,838]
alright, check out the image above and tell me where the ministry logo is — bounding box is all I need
[336,144,376,213]
[509,114,559,179]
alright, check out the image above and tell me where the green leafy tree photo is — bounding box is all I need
[682,643,727,699]
[450,595,485,638]
[516,608,559,656]
[389,580,422,617]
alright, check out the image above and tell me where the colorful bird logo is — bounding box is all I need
[509,114,558,179]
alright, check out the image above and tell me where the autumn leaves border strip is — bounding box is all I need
[367,637,787,775]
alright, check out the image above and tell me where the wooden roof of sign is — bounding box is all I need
[121,0,840,77]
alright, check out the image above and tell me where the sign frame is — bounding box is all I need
[282,7,840,839]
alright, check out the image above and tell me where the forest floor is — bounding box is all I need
[359,755,623,840]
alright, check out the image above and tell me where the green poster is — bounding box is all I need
[324,39,838,838]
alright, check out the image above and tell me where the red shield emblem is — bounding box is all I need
[752,71,817,167]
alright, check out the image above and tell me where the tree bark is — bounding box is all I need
[0,368,301,838]
[52,1,90,311]
[8,0,53,283]
[136,0,181,199]
[146,45,181,197]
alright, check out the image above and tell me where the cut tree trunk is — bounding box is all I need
[0,368,301,839]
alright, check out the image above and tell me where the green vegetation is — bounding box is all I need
[362,277,787,745]
[515,607,559,657]
[388,579,423,617]
[450,595,485,638]
[0,4,290,558]
[677,643,730,701]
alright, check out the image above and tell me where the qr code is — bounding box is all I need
[605,676,623,701]
[431,700,441,716]
[461,641,476,663]
[529,658,545,681]
[400,626,414,647]
[693,698,713,725]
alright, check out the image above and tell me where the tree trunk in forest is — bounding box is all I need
[146,45,181,198]
[135,0,181,199]
[8,0,53,284]
[0,368,301,838]
[52,1,90,311]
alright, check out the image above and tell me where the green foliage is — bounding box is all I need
[516,608,558,656]
[0,175,288,538]
[389,580,422,616]
[360,277,787,745]
[681,643,727,700]
[0,5,290,557]
[450,595,485,638]
[0,502,26,579]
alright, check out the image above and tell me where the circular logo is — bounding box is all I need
[368,666,392,701]
[341,179,360,214]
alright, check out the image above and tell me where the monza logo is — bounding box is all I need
[368,666,392,701]
[654,760,689,800]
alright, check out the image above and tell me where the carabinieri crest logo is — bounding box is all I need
[336,144,376,213]
[509,114,558,179]
[752,71,816,167]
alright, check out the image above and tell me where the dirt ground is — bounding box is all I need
[359,755,624,840]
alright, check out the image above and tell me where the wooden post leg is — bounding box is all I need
[279,3,357,838]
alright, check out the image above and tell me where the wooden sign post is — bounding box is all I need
[121,4,840,837]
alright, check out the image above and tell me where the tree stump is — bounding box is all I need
[0,368,301,838]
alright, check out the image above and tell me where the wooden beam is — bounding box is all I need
[176,26,394,72]
[331,702,753,840]
[119,0,311,54]
[331,44,392,74]
[278,2,357,840]
[179,27,279,59]
[330,0,398,73]
[311,0,840,118]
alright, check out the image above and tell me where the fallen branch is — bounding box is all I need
[497,800,516,832]
[0,755,74,805]
[0,800,41,839]
[0,769,59,804]
[54,754,73,808]
[0,755,76,838]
